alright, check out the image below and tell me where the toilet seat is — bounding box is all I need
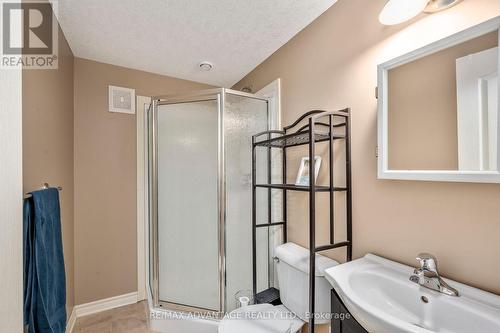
[218,303,304,333]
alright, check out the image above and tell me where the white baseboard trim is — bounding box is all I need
[66,292,138,332]
[75,292,138,317]
[65,307,77,333]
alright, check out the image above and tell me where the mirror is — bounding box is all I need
[378,17,500,183]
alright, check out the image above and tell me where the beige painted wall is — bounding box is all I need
[22,19,75,313]
[388,31,498,170]
[234,0,500,300]
[74,58,211,304]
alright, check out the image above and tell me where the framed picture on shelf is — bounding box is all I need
[295,156,322,186]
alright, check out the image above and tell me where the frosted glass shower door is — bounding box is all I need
[225,93,271,311]
[157,100,220,311]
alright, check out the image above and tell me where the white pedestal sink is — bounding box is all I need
[324,254,500,333]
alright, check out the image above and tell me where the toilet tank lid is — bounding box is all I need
[275,242,339,277]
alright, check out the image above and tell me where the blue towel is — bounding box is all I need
[23,188,67,333]
[23,197,35,326]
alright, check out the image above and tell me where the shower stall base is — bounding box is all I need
[148,301,219,333]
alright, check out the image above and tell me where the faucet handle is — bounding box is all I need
[416,253,438,271]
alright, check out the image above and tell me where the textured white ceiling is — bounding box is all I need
[54,0,337,87]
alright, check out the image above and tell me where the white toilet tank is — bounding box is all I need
[275,242,339,324]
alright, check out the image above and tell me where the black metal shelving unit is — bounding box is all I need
[252,109,352,333]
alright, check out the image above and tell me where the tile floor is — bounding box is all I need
[74,301,153,333]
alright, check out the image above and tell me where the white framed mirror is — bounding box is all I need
[377,16,500,183]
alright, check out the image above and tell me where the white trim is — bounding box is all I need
[65,292,138,332]
[380,170,500,183]
[256,79,282,287]
[377,15,500,183]
[256,78,282,129]
[73,292,138,318]
[0,51,23,333]
[137,96,151,301]
[65,308,77,333]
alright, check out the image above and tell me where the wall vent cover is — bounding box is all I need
[109,85,136,114]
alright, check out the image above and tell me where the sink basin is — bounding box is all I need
[324,254,500,333]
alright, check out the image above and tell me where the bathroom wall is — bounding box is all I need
[22,18,75,314]
[234,0,500,296]
[73,58,211,304]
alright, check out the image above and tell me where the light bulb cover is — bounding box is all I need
[379,0,429,26]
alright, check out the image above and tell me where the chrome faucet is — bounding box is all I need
[410,253,459,297]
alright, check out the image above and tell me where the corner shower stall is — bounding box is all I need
[146,88,282,328]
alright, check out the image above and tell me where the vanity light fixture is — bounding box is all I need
[379,0,463,26]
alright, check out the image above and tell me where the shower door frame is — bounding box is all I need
[149,88,273,316]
